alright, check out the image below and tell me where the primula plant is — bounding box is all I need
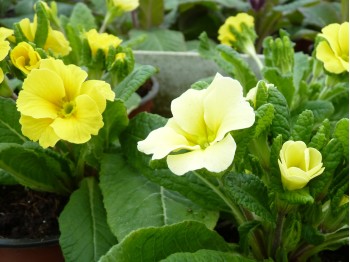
[0,2,348,262]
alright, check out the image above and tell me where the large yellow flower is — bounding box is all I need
[11,42,41,74]
[138,73,255,176]
[108,0,139,12]
[16,58,115,148]
[316,22,349,74]
[84,29,122,57]
[218,13,255,46]
[278,141,325,191]
[19,17,71,57]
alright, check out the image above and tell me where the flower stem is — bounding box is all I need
[99,11,112,33]
[272,211,285,256]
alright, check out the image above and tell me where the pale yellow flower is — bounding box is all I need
[316,22,349,74]
[18,17,71,57]
[85,29,122,57]
[0,28,11,61]
[218,13,255,46]
[16,58,115,148]
[108,0,139,12]
[138,73,255,176]
[278,141,325,191]
[11,42,41,74]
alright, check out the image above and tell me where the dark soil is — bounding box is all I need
[136,78,153,98]
[0,185,67,239]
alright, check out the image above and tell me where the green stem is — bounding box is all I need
[245,44,264,72]
[272,211,285,256]
[193,171,245,225]
[99,11,112,33]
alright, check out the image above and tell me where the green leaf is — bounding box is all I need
[269,135,284,192]
[216,44,258,92]
[282,213,302,252]
[114,65,157,102]
[267,87,291,141]
[191,80,209,90]
[69,2,96,31]
[59,177,117,262]
[138,0,164,29]
[34,1,49,48]
[129,29,187,51]
[238,220,261,255]
[308,119,330,151]
[293,52,311,90]
[254,103,274,138]
[302,224,325,245]
[290,110,314,143]
[160,250,255,262]
[0,97,27,144]
[278,187,314,205]
[0,143,72,194]
[100,153,219,241]
[223,173,273,222]
[120,113,228,211]
[299,2,342,28]
[294,101,334,124]
[0,168,18,185]
[263,68,295,107]
[100,221,232,262]
[255,80,269,109]
[333,118,349,159]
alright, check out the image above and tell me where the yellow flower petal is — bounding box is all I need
[84,29,122,57]
[19,115,59,148]
[51,94,103,144]
[316,41,345,74]
[338,22,349,56]
[44,29,71,56]
[283,141,306,168]
[10,42,41,74]
[167,134,236,175]
[19,18,35,41]
[17,68,65,119]
[0,68,3,84]
[281,166,309,191]
[0,39,10,61]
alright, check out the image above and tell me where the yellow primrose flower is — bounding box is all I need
[11,42,41,74]
[278,141,325,191]
[218,13,255,46]
[0,28,11,61]
[138,73,255,176]
[316,22,349,74]
[18,17,71,57]
[16,58,115,148]
[85,29,122,57]
[108,0,139,12]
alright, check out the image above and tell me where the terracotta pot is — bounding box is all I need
[0,236,64,262]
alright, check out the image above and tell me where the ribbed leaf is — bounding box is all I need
[59,177,117,262]
[278,187,314,205]
[0,168,17,185]
[100,221,232,262]
[290,110,314,143]
[267,87,291,140]
[223,172,273,222]
[0,97,27,144]
[254,103,274,138]
[120,113,228,211]
[333,118,349,159]
[34,1,49,48]
[160,250,255,262]
[308,119,330,150]
[268,135,284,192]
[255,80,269,109]
[114,65,157,102]
[238,220,261,255]
[0,143,72,194]
[295,101,334,124]
[69,3,96,31]
[100,153,219,241]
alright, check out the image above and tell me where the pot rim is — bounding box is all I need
[0,235,59,248]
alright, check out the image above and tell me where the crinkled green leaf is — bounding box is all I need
[269,135,284,192]
[290,110,314,143]
[302,224,325,245]
[0,168,18,185]
[100,153,219,241]
[238,220,261,255]
[59,177,117,262]
[293,52,311,90]
[308,119,330,150]
[295,101,334,124]
[0,142,72,194]
[34,1,49,48]
[99,221,232,262]
[191,80,209,90]
[255,80,269,109]
[267,87,291,140]
[160,250,255,262]
[278,187,314,205]
[69,2,96,31]
[230,127,255,171]
[114,65,157,102]
[223,172,273,222]
[333,118,349,159]
[0,97,27,144]
[263,68,295,107]
[282,213,302,252]
[254,103,274,138]
[120,113,228,211]
[330,182,349,215]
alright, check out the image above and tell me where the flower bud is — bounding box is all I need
[84,29,122,58]
[107,0,139,13]
[278,141,325,191]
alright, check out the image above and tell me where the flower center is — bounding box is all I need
[59,101,76,118]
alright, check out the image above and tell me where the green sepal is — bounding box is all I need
[267,87,291,141]
[228,22,257,54]
[13,23,28,44]
[290,109,314,143]
[223,172,274,222]
[34,1,49,48]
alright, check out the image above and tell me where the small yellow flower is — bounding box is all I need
[0,27,14,43]
[16,58,115,148]
[11,42,41,74]
[138,73,255,176]
[316,22,349,74]
[84,29,122,57]
[108,0,139,12]
[278,141,325,191]
[18,16,71,57]
[0,28,11,61]
[218,13,255,46]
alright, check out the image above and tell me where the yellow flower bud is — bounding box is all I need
[84,29,122,58]
[278,141,325,191]
[11,42,41,74]
[115,52,126,61]
[108,0,139,12]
